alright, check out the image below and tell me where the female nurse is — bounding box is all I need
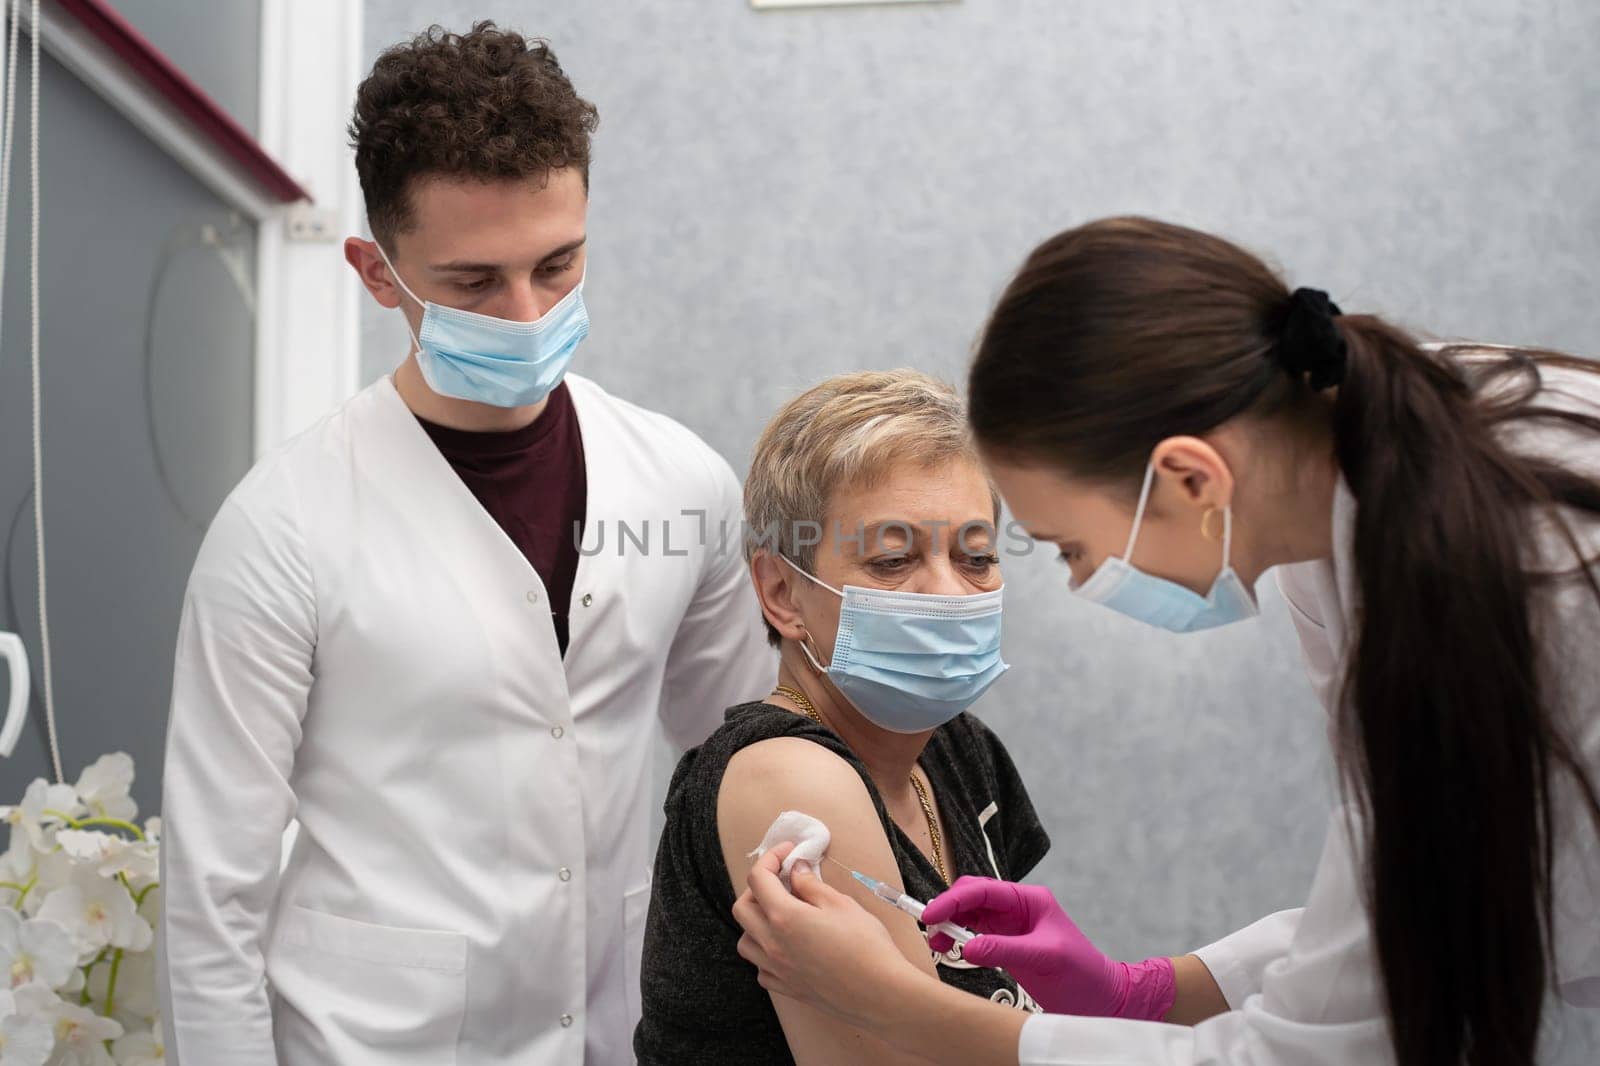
[732,217,1600,1066]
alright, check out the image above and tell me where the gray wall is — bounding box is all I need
[360,1,1600,1054]
[112,0,261,134]
[0,46,256,815]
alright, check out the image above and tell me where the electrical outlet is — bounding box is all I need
[285,203,341,243]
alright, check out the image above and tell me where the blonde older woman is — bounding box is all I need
[633,370,1050,1064]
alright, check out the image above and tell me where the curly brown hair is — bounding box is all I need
[349,21,599,244]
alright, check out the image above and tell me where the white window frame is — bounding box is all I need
[254,0,365,456]
[24,0,361,457]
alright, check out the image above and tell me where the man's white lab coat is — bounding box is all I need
[159,372,775,1065]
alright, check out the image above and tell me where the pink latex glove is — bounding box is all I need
[923,876,1176,1020]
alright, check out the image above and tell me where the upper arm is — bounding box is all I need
[659,449,777,750]
[161,485,314,1057]
[718,737,938,1066]
[165,488,314,819]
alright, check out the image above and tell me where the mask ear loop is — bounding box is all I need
[1123,461,1159,565]
[779,553,844,597]
[778,554,842,671]
[373,241,426,352]
[797,633,831,674]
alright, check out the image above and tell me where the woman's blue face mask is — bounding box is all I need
[1069,461,1259,632]
[781,556,1009,734]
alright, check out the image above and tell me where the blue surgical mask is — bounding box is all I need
[782,556,1009,734]
[377,242,589,408]
[1070,461,1259,632]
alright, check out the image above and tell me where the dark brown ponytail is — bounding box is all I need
[969,216,1600,1066]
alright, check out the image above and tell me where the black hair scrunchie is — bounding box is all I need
[1275,287,1347,391]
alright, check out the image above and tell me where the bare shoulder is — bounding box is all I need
[717,737,880,865]
[722,735,866,794]
[715,734,939,1064]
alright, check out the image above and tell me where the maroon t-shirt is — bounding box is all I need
[417,382,587,655]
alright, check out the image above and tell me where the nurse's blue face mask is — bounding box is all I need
[1070,460,1259,632]
[376,242,588,408]
[780,555,1009,734]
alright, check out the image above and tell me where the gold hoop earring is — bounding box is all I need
[797,631,828,674]
[1200,507,1225,542]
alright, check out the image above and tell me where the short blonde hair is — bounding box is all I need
[744,370,992,642]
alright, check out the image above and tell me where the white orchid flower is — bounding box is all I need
[103,849,157,891]
[72,757,136,825]
[51,835,109,868]
[1,754,161,1066]
[0,911,76,991]
[7,981,55,1014]
[85,949,157,1029]
[43,997,122,1066]
[0,782,83,854]
[51,835,155,889]
[34,880,152,956]
[130,887,158,939]
[15,854,73,921]
[0,988,53,1066]
[109,1016,163,1066]
[52,969,82,1000]
[0,842,32,903]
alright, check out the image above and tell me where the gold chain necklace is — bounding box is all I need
[772,685,950,885]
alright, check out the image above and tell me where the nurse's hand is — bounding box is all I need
[733,843,932,1029]
[923,876,1176,1021]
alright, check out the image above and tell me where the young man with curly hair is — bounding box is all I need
[158,23,773,1065]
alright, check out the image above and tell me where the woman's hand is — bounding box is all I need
[923,876,1176,1020]
[733,842,932,1029]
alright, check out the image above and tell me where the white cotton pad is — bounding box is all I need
[749,810,831,890]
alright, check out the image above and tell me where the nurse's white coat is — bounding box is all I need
[1018,360,1600,1064]
[158,373,776,1065]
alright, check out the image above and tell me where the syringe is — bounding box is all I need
[824,857,977,951]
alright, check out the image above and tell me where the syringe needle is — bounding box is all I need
[820,857,978,951]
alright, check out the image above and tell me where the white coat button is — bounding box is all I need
[526,590,540,604]
[581,593,593,607]
[560,1013,574,1028]
[550,726,564,739]
[558,866,572,882]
